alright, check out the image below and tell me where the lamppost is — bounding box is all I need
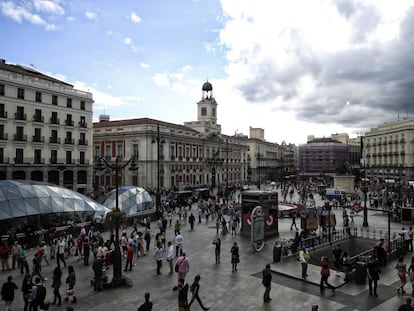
[152,124,165,212]
[256,152,261,190]
[95,156,138,287]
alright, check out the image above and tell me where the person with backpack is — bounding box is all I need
[1,275,18,311]
[188,275,209,310]
[30,276,48,311]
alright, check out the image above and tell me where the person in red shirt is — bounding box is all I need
[124,243,134,272]
[76,235,83,262]
[320,256,335,294]
[0,243,10,271]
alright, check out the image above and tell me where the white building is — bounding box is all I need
[0,59,94,193]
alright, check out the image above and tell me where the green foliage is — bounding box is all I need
[105,208,126,227]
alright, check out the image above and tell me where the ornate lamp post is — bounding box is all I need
[95,156,138,287]
[152,124,165,212]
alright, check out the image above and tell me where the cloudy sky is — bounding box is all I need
[1,0,414,145]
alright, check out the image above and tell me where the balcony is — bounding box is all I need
[14,113,27,121]
[13,157,31,164]
[50,117,60,125]
[65,120,74,126]
[0,157,9,164]
[0,133,8,140]
[79,121,87,128]
[32,135,45,143]
[64,138,74,144]
[49,137,60,144]
[33,115,44,123]
[33,158,45,164]
[171,156,175,160]
[65,160,75,165]
[14,134,27,142]
[77,159,90,165]
[0,111,7,118]
[78,139,88,145]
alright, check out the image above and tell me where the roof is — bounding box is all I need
[93,117,200,134]
[0,59,73,87]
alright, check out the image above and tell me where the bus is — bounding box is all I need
[325,187,346,201]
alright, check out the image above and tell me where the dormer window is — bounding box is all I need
[201,107,207,116]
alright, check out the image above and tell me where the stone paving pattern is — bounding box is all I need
[1,188,413,311]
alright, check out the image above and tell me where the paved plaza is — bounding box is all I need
[1,189,413,311]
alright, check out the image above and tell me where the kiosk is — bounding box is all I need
[241,191,278,238]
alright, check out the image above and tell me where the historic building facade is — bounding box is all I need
[363,117,414,181]
[0,59,94,193]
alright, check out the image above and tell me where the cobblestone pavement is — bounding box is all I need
[1,188,412,311]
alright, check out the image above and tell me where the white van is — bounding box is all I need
[325,187,346,201]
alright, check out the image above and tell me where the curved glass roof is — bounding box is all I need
[103,186,154,217]
[0,180,109,221]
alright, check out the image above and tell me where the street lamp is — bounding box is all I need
[95,156,138,287]
[152,124,165,212]
[256,152,261,190]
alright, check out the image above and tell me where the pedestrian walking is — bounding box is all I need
[177,278,190,311]
[64,265,77,303]
[51,266,63,305]
[408,257,414,296]
[213,238,221,264]
[299,246,310,279]
[1,275,18,311]
[124,243,134,272]
[21,274,32,311]
[92,256,104,292]
[397,256,409,295]
[138,292,153,311]
[332,244,342,275]
[174,220,182,236]
[56,236,67,269]
[174,253,189,283]
[320,256,335,294]
[144,229,151,253]
[175,233,184,257]
[154,242,163,275]
[189,213,195,230]
[262,264,272,303]
[83,238,90,266]
[231,242,240,272]
[189,275,209,310]
[290,211,298,231]
[166,241,174,275]
[19,244,30,275]
[367,257,381,297]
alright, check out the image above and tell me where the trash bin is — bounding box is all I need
[355,261,367,284]
[273,243,282,263]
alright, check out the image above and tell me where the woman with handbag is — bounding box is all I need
[396,256,408,294]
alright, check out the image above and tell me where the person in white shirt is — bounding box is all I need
[175,234,184,257]
[56,236,67,268]
[167,241,174,274]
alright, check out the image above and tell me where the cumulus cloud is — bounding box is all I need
[33,0,64,15]
[217,0,414,133]
[124,37,132,45]
[130,11,141,23]
[140,63,149,69]
[85,11,97,20]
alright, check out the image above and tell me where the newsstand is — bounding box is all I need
[273,242,282,263]
[355,261,367,284]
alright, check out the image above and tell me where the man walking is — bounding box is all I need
[166,241,174,274]
[138,292,153,311]
[154,242,164,275]
[175,232,184,257]
[299,246,310,279]
[1,275,18,311]
[177,278,190,311]
[262,264,272,303]
[367,257,381,297]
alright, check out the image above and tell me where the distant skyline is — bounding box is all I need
[1,0,414,145]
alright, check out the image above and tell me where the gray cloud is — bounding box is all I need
[233,4,414,133]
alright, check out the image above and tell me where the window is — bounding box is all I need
[34,149,42,164]
[201,107,207,116]
[16,106,25,120]
[17,88,24,99]
[50,130,58,143]
[50,150,57,164]
[0,148,3,163]
[51,111,59,124]
[133,144,139,159]
[34,109,42,122]
[105,145,111,159]
[66,114,73,126]
[117,144,123,159]
[79,116,86,127]
[66,151,72,164]
[79,132,86,144]
[212,108,216,117]
[80,101,85,110]
[15,149,23,164]
[0,84,4,96]
[52,95,58,105]
[34,128,41,142]
[0,103,5,118]
[67,98,72,108]
[65,131,73,144]
[0,124,4,140]
[15,126,24,140]
[95,146,100,158]
[80,151,85,164]
[35,92,42,103]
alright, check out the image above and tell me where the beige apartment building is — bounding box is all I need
[0,59,94,193]
[363,117,414,181]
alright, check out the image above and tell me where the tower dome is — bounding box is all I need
[202,81,213,91]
